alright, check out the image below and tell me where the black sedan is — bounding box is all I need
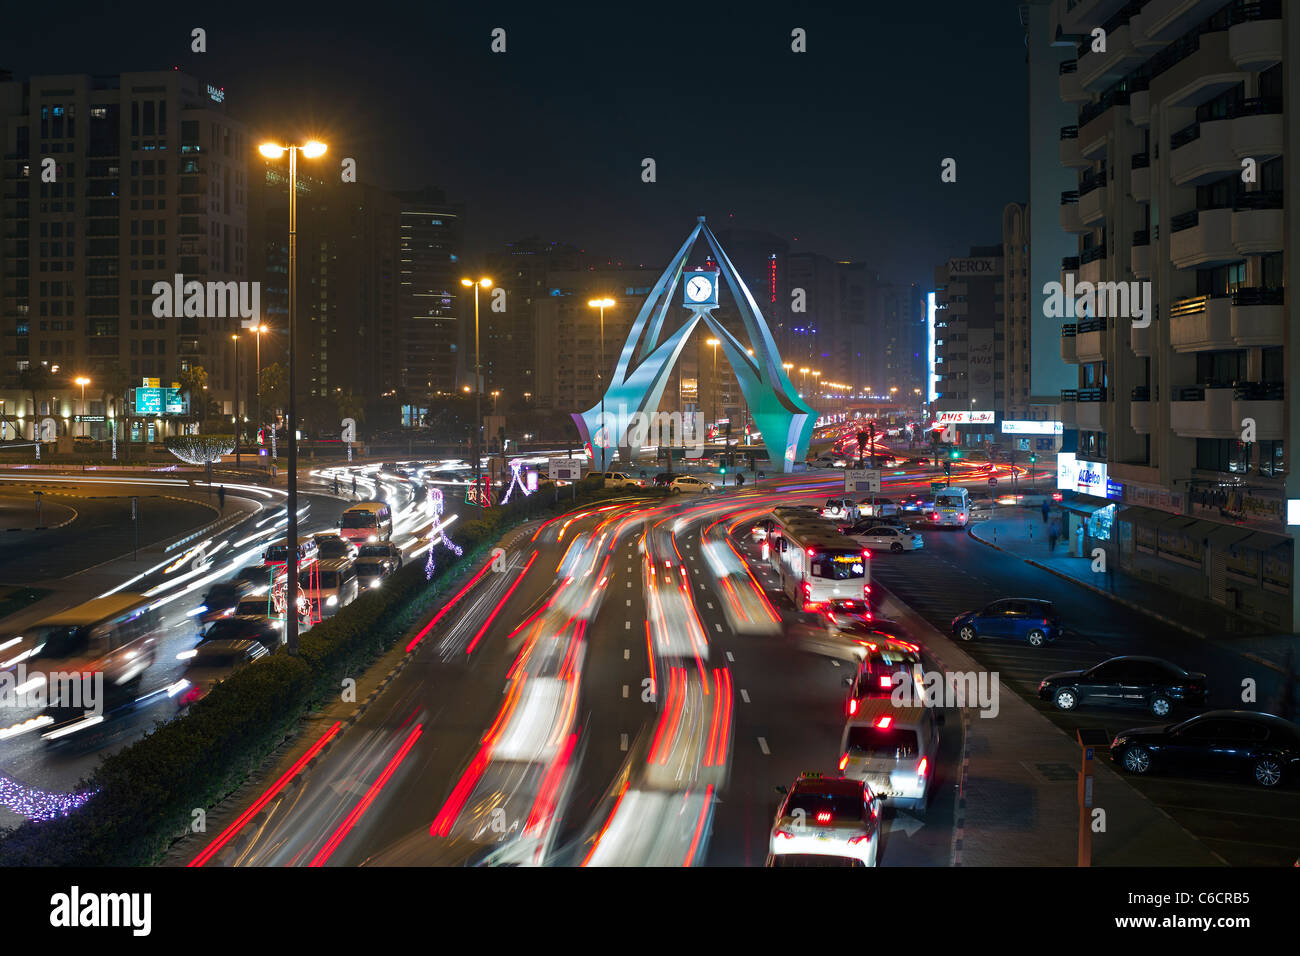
[1039,656,1206,717]
[1111,710,1300,788]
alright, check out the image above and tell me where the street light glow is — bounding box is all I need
[258,142,285,158]
[302,140,328,158]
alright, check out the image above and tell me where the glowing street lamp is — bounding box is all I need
[257,137,327,657]
[74,376,90,437]
[588,297,616,469]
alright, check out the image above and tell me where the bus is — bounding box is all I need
[766,508,870,611]
[15,593,161,695]
[931,486,971,527]
[338,501,394,544]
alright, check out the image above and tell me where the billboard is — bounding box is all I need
[1001,420,1064,435]
[1057,452,1108,497]
[131,387,188,416]
[934,410,995,425]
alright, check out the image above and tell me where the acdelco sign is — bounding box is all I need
[947,258,999,276]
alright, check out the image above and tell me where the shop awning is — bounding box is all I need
[1237,531,1292,553]
[1157,515,1199,533]
[1060,499,1114,516]
[1205,524,1253,549]
[1116,506,1168,527]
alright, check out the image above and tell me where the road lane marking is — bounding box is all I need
[620,734,628,751]
[623,648,630,660]
[831,660,840,667]
[706,602,714,609]
[757,736,770,755]
[714,623,722,633]
[626,599,631,606]
[740,689,750,703]
[622,685,629,698]
[624,621,631,630]
[726,651,735,662]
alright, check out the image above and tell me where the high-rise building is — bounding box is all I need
[0,70,248,441]
[394,188,463,402]
[934,245,1006,445]
[1046,0,1296,627]
[1002,201,1033,417]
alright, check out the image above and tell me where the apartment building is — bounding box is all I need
[933,245,1007,446]
[1050,0,1296,627]
[394,188,463,402]
[0,70,248,442]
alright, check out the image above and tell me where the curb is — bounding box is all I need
[967,523,1286,674]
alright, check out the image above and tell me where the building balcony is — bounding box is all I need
[1169,120,1238,186]
[1079,23,1145,91]
[1061,256,1079,288]
[1059,0,1136,37]
[1060,192,1084,233]
[1169,208,1237,269]
[1079,245,1106,285]
[1076,388,1106,430]
[1130,231,1152,279]
[1075,318,1108,364]
[1059,389,1077,427]
[1137,0,1236,47]
[1170,385,1236,439]
[1061,324,1078,365]
[1130,387,1151,434]
[1130,319,1152,357]
[1232,193,1283,255]
[1078,182,1107,225]
[1228,3,1282,72]
[1130,153,1151,202]
[1231,100,1283,160]
[1232,382,1284,440]
[1230,288,1284,347]
[1059,61,1089,103]
[1170,294,1232,352]
[1060,127,1088,167]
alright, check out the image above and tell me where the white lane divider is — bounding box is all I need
[726,651,735,662]
[620,734,629,752]
[757,737,770,755]
[622,685,629,698]
[740,689,751,704]
[623,648,630,660]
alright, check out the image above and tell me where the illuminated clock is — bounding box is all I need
[683,271,718,307]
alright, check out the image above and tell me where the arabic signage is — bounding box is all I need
[1001,420,1064,435]
[934,410,995,425]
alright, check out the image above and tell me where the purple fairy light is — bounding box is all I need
[0,772,96,821]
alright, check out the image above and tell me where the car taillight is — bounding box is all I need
[847,699,858,717]
[931,512,939,520]
[839,752,850,770]
[775,829,795,840]
[878,674,892,688]
[875,715,892,729]
[816,812,832,823]
[847,833,871,845]
[917,757,928,778]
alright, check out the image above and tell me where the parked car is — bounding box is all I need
[951,598,1062,647]
[601,472,642,490]
[651,473,677,487]
[1039,656,1207,717]
[668,475,715,494]
[1111,710,1300,787]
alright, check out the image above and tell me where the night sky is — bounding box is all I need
[3,0,1028,285]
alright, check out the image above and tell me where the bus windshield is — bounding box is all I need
[935,494,966,508]
[811,552,865,580]
[341,512,378,529]
[32,626,90,659]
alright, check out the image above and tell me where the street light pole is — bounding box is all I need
[461,277,493,512]
[589,297,615,470]
[231,333,240,471]
[75,376,90,437]
[259,139,327,657]
[254,323,266,444]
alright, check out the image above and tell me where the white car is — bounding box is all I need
[820,497,859,522]
[602,472,642,489]
[668,475,715,494]
[845,524,923,553]
[767,774,879,867]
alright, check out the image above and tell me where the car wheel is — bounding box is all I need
[671,487,681,494]
[1253,756,1284,788]
[1026,629,1046,647]
[1120,747,1152,775]
[890,542,904,553]
[957,624,977,642]
[1053,687,1077,711]
[1148,694,1172,718]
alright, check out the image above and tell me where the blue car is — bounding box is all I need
[951,598,1062,647]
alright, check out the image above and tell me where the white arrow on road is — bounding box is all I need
[884,813,925,837]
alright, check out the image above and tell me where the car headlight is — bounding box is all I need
[368,535,377,543]
[326,595,338,607]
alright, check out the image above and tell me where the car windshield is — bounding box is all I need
[358,546,390,558]
[190,650,244,668]
[31,626,89,659]
[846,726,920,758]
[316,539,349,556]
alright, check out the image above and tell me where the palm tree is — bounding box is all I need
[17,364,51,437]
[100,361,131,457]
[258,362,287,425]
[177,365,208,432]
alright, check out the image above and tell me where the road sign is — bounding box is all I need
[988,477,998,486]
[844,468,881,494]
[548,457,584,481]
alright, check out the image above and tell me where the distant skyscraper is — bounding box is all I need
[394,188,463,401]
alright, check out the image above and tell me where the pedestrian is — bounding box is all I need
[333,475,340,495]
[271,462,278,481]
[1048,521,1058,552]
[218,485,226,513]
[736,471,745,486]
[351,475,357,495]
[1041,500,1050,524]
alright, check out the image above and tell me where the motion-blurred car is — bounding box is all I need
[843,640,925,717]
[354,545,402,589]
[857,497,899,518]
[196,615,282,652]
[845,524,923,553]
[1039,656,1206,717]
[1111,711,1300,787]
[768,773,879,867]
[899,493,932,513]
[668,475,714,494]
[176,639,270,707]
[951,598,1062,647]
[313,533,359,562]
[839,702,940,817]
[197,574,261,623]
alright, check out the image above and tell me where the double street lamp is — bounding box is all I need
[461,277,493,511]
[258,138,327,656]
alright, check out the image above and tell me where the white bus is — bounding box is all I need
[339,501,394,544]
[931,486,971,527]
[765,508,869,611]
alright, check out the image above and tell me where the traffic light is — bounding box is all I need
[949,448,960,459]
[943,460,951,476]
[1029,454,1037,464]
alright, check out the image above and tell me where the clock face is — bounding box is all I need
[686,275,713,302]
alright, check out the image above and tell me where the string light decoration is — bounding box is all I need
[163,434,235,465]
[499,459,535,504]
[0,773,96,821]
[425,487,462,580]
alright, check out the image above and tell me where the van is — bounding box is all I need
[338,501,393,544]
[930,486,971,527]
[839,700,940,817]
[299,558,359,617]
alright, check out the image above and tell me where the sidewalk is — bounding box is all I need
[877,586,1223,866]
[970,508,1296,673]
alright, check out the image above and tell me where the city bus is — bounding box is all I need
[931,486,971,527]
[338,501,394,544]
[766,508,870,611]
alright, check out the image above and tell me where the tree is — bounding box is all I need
[258,362,287,424]
[177,365,208,429]
[335,389,366,433]
[100,361,132,457]
[18,363,51,424]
